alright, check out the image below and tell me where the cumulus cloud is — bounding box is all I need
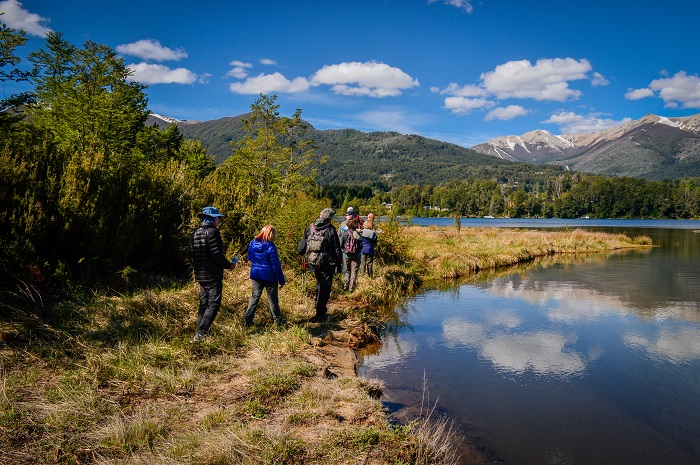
[0,0,51,36]
[485,105,530,121]
[624,71,700,108]
[310,61,419,98]
[227,60,253,79]
[116,39,187,62]
[625,87,655,100]
[435,57,602,118]
[433,82,486,97]
[480,58,591,101]
[649,71,700,108]
[229,72,310,94]
[543,111,631,134]
[260,58,277,65]
[444,96,494,115]
[428,0,474,14]
[126,63,199,85]
[591,71,610,86]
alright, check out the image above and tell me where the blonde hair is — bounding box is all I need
[255,224,276,242]
[364,220,372,229]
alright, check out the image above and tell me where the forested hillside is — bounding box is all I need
[151,114,569,186]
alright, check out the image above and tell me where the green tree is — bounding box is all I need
[28,32,149,157]
[208,94,317,249]
[0,12,33,129]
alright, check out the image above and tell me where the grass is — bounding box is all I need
[0,225,651,464]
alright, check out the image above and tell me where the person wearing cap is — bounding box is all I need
[191,206,236,342]
[297,208,343,322]
[339,206,362,237]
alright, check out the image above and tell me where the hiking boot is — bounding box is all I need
[309,314,327,323]
[192,332,206,342]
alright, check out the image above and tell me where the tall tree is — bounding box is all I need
[28,32,149,157]
[0,12,33,128]
[212,94,317,243]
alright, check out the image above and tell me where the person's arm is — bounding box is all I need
[269,243,286,286]
[297,227,309,255]
[329,228,343,273]
[209,229,232,269]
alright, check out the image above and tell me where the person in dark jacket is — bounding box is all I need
[360,220,378,277]
[297,208,343,322]
[243,224,286,326]
[191,206,236,342]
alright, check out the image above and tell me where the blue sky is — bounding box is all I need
[2,0,700,147]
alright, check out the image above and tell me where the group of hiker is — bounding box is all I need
[190,206,379,342]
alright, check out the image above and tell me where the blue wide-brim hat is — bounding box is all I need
[198,206,225,219]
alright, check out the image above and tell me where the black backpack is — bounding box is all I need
[306,224,326,266]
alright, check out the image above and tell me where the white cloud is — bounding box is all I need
[484,105,530,121]
[0,0,51,36]
[649,71,700,109]
[229,72,310,94]
[625,87,654,100]
[434,82,486,97]
[543,111,631,134]
[436,57,602,118]
[480,58,591,101]
[443,96,495,115]
[227,60,253,79]
[260,58,277,65]
[623,72,700,109]
[126,63,199,84]
[428,0,474,14]
[310,61,419,98]
[591,71,610,86]
[116,39,187,62]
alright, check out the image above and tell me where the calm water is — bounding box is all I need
[359,219,700,465]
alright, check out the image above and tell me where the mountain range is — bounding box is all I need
[471,114,700,179]
[146,112,700,184]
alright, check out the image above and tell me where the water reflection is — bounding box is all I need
[444,318,589,377]
[360,228,700,465]
[624,327,700,364]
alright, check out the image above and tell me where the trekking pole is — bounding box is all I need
[301,257,307,309]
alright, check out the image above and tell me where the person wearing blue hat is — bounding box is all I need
[191,206,237,342]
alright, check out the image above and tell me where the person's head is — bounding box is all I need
[363,220,372,229]
[198,206,225,227]
[320,208,335,221]
[367,212,375,220]
[347,218,357,230]
[346,207,355,217]
[256,224,276,242]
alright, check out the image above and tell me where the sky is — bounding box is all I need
[2,0,700,147]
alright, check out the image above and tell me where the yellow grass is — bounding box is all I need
[0,225,651,464]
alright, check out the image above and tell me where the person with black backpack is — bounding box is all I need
[340,218,362,292]
[297,208,343,323]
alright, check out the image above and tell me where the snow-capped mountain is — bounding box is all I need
[471,114,700,178]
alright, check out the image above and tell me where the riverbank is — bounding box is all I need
[0,227,651,464]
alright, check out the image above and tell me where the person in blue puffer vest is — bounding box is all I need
[243,224,286,326]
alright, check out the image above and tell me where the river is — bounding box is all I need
[358,219,700,465]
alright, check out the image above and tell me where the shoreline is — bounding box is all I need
[0,226,651,464]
